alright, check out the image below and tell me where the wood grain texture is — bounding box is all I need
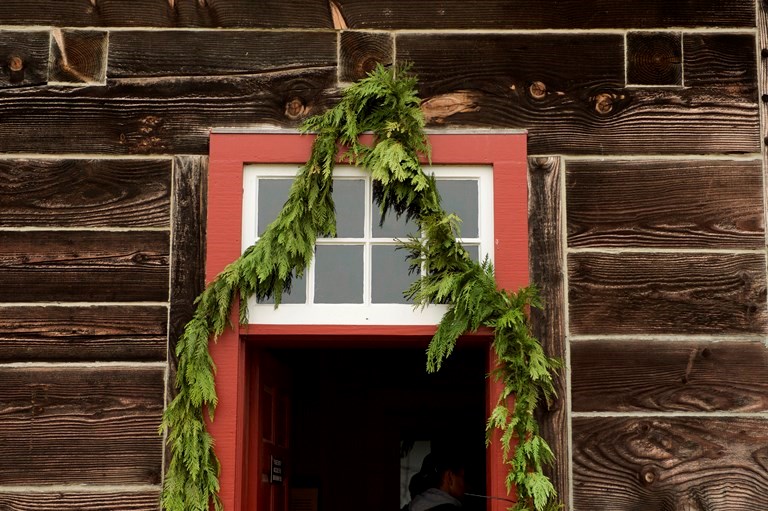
[334,0,755,29]
[528,156,568,508]
[572,340,768,412]
[0,305,167,362]
[339,31,393,82]
[168,156,207,399]
[566,159,764,249]
[568,252,768,335]
[0,159,171,228]
[626,32,682,86]
[49,29,108,84]
[573,417,768,510]
[398,34,759,154]
[684,33,757,95]
[0,231,170,302]
[0,30,49,88]
[0,490,161,510]
[0,0,332,28]
[0,366,164,485]
[108,30,336,78]
[0,68,338,154]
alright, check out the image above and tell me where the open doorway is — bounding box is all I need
[245,345,488,511]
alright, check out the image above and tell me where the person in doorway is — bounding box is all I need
[405,451,466,511]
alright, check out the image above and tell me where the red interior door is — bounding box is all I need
[246,350,291,511]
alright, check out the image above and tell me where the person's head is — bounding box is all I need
[418,450,466,499]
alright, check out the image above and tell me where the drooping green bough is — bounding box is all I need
[160,64,562,511]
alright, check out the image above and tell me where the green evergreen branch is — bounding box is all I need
[160,64,561,511]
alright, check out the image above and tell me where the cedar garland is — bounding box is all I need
[160,64,561,511]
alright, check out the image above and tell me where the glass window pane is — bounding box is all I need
[372,197,419,239]
[437,179,478,238]
[333,179,365,238]
[258,179,293,236]
[372,245,417,304]
[258,271,306,305]
[314,245,364,303]
[464,244,480,262]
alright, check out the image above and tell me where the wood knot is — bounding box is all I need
[529,81,547,99]
[639,465,658,486]
[285,97,308,120]
[8,56,23,72]
[594,93,615,114]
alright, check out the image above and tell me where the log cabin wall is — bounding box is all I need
[0,1,767,510]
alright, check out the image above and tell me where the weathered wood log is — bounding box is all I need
[573,417,768,510]
[0,490,161,511]
[49,29,108,84]
[0,30,49,88]
[0,0,332,28]
[0,366,164,485]
[626,32,682,86]
[566,159,764,249]
[0,159,171,228]
[397,33,759,154]
[0,68,339,154]
[0,305,167,362]
[684,33,757,95]
[168,156,206,396]
[108,30,336,78]
[528,156,568,508]
[568,252,768,335]
[339,31,393,82]
[572,340,768,412]
[0,231,170,302]
[334,0,755,29]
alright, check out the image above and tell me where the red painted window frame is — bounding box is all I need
[206,131,528,510]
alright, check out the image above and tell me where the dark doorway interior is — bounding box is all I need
[268,345,488,511]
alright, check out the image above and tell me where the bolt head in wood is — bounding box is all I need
[8,56,23,72]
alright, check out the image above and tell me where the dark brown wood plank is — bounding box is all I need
[0,305,167,362]
[573,417,768,510]
[568,252,768,335]
[336,0,754,29]
[0,231,170,302]
[0,30,49,88]
[0,68,338,154]
[566,159,764,249]
[400,33,626,98]
[399,34,759,155]
[339,31,393,82]
[528,156,568,509]
[572,340,768,412]
[684,33,758,96]
[108,30,336,78]
[0,366,164,485]
[0,0,331,27]
[168,156,206,399]
[0,490,161,510]
[0,159,171,228]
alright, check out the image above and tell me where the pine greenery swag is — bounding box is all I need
[160,64,562,511]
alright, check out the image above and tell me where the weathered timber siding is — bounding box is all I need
[0,2,766,510]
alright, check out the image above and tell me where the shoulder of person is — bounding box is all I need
[428,504,462,511]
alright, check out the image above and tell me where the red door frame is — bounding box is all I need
[206,130,528,511]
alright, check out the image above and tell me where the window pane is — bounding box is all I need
[437,179,478,238]
[372,201,418,238]
[314,245,364,303]
[464,244,480,262]
[258,179,293,236]
[333,179,365,238]
[258,271,306,305]
[372,245,416,304]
